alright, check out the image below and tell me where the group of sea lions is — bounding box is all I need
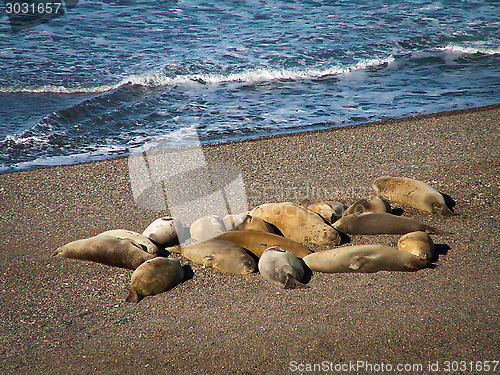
[53,176,454,303]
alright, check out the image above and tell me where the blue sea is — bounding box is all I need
[0,0,499,173]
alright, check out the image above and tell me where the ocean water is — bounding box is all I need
[0,0,499,173]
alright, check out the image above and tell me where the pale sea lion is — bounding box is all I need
[258,246,308,289]
[126,257,184,303]
[302,245,427,273]
[190,215,227,242]
[223,213,249,230]
[54,234,155,270]
[307,201,347,224]
[397,231,434,262]
[373,176,454,216]
[332,212,452,235]
[180,239,257,274]
[142,217,186,247]
[211,230,312,258]
[342,196,391,217]
[99,229,160,255]
[249,202,341,245]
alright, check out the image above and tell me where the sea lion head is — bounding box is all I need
[143,216,187,246]
[326,228,342,246]
[431,202,455,216]
[241,257,258,274]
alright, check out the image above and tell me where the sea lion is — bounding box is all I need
[249,202,341,245]
[126,257,184,303]
[223,212,249,230]
[258,246,308,289]
[99,229,161,255]
[342,196,391,217]
[332,212,452,235]
[373,176,454,216]
[180,239,257,274]
[397,231,434,262]
[234,215,277,234]
[142,217,186,247]
[211,230,312,258]
[54,234,155,270]
[302,245,427,273]
[307,201,347,224]
[190,215,227,242]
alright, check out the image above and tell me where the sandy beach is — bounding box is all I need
[1,104,499,374]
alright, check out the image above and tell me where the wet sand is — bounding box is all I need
[1,104,499,374]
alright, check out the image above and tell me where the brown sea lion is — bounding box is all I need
[258,246,308,289]
[249,202,341,245]
[397,231,434,262]
[302,245,427,273]
[190,215,227,242]
[210,230,312,258]
[332,212,452,235]
[235,215,277,234]
[373,176,454,216]
[126,257,184,303]
[180,239,257,274]
[53,234,155,270]
[307,201,347,224]
[342,196,391,217]
[142,216,187,247]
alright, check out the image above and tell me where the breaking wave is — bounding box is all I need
[0,57,395,95]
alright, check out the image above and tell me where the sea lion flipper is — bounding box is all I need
[283,274,308,289]
[52,248,62,257]
[125,288,142,303]
[129,239,148,252]
[349,256,368,270]
[425,226,453,236]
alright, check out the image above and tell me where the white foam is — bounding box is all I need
[419,2,443,12]
[0,57,395,95]
[124,57,395,87]
[0,144,129,173]
[0,82,123,94]
[0,134,49,147]
[439,44,500,56]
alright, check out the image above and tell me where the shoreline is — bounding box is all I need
[2,103,499,176]
[0,105,499,374]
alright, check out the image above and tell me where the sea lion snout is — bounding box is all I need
[243,262,257,274]
[433,203,455,216]
[326,228,342,245]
